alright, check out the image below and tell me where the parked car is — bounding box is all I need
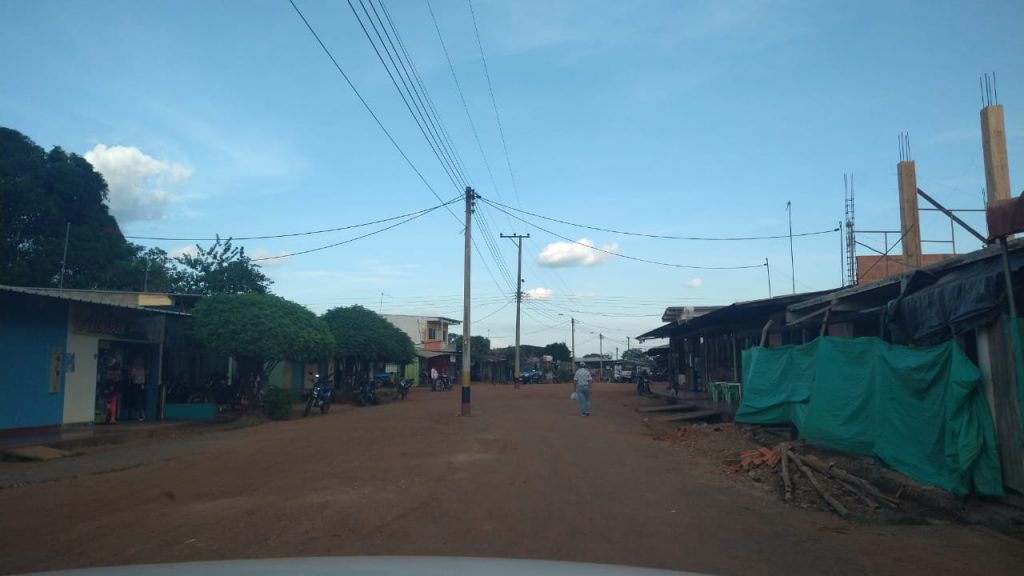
[518,369,542,384]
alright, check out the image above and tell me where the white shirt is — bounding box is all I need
[574,367,592,387]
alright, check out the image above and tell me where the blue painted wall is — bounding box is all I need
[0,292,68,430]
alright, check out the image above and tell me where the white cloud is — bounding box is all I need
[169,245,197,260]
[525,287,554,300]
[84,144,192,222]
[250,249,293,267]
[537,238,618,268]
[686,278,703,288]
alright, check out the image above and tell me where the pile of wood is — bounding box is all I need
[724,446,782,472]
[727,442,900,517]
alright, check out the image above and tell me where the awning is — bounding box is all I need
[416,349,458,359]
[637,323,675,341]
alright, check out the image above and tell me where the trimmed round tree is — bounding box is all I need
[190,293,335,386]
[322,305,415,377]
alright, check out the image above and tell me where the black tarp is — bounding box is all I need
[886,251,1024,345]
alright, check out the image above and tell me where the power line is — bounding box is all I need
[346,0,466,192]
[287,0,462,225]
[467,0,521,207]
[125,198,460,242]
[251,201,448,261]
[364,0,471,188]
[476,299,513,322]
[482,197,840,241]
[428,0,503,205]
[380,0,473,185]
[485,200,765,270]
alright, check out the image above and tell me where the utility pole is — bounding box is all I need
[59,222,70,290]
[627,336,631,354]
[462,187,475,416]
[787,201,795,294]
[765,257,772,298]
[599,333,604,380]
[571,318,576,365]
[500,232,530,389]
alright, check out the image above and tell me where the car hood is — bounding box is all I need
[25,556,706,576]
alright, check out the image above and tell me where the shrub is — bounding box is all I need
[262,387,298,421]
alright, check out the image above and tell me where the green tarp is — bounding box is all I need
[737,336,1003,496]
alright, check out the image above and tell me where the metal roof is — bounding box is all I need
[0,285,192,317]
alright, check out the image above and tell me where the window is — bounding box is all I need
[428,327,437,340]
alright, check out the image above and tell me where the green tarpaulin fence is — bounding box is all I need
[736,336,1003,496]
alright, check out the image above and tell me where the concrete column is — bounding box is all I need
[981,104,1012,204]
[897,160,923,269]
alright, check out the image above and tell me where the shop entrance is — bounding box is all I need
[95,340,159,423]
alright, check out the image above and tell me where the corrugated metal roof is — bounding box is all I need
[0,285,191,317]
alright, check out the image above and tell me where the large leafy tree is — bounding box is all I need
[0,127,163,289]
[452,335,491,366]
[171,236,271,295]
[543,342,572,361]
[621,348,648,362]
[190,293,334,384]
[322,305,415,368]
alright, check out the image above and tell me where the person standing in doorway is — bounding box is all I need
[573,362,592,416]
[430,366,439,392]
[130,357,147,421]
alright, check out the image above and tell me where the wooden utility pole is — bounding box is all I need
[501,233,530,388]
[462,188,475,416]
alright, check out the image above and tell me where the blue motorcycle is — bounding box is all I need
[303,374,334,417]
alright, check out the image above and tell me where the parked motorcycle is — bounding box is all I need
[438,373,452,391]
[398,378,414,400]
[353,376,380,406]
[636,370,651,396]
[303,373,334,416]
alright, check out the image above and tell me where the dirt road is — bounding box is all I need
[1,384,1022,575]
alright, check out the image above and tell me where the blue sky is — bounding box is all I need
[2,0,1022,355]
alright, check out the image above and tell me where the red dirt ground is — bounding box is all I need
[1,383,1022,575]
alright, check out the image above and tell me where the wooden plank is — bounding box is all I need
[984,317,1024,493]
[656,409,724,423]
[636,404,699,414]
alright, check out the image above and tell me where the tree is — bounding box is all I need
[583,353,611,360]
[543,342,572,362]
[621,348,648,362]
[0,127,154,289]
[322,305,415,371]
[453,335,491,365]
[171,236,271,295]
[190,293,334,387]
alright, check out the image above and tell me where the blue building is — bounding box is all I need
[0,285,189,434]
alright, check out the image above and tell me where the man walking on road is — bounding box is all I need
[573,362,592,416]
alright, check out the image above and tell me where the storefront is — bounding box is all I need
[67,302,168,424]
[0,285,186,433]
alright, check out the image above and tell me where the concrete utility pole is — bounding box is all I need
[627,336,631,354]
[462,187,475,416]
[765,257,772,298]
[599,333,604,380]
[501,233,530,388]
[571,318,576,365]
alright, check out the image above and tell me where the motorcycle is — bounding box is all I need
[636,370,651,396]
[438,373,452,391]
[304,373,334,417]
[353,376,380,406]
[398,378,414,400]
